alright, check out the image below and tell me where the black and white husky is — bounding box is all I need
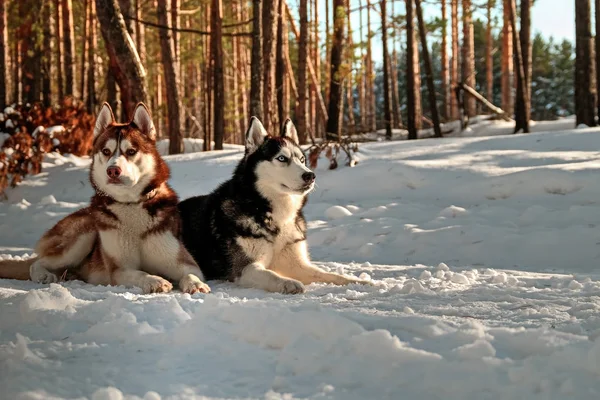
[179,117,369,294]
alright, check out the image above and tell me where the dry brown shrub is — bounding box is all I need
[0,99,95,196]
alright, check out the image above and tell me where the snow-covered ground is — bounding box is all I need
[2,119,600,399]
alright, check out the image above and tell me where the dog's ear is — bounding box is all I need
[132,103,157,141]
[245,116,268,154]
[94,103,115,139]
[280,118,299,145]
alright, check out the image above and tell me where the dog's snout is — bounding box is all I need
[302,172,316,183]
[107,166,122,179]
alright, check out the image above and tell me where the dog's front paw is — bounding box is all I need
[141,275,173,294]
[280,279,305,294]
[30,263,58,284]
[179,274,211,294]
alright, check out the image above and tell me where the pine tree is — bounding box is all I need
[575,0,596,126]
[157,0,184,153]
[325,0,347,140]
[381,0,393,139]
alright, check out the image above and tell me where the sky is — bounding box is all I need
[530,0,575,42]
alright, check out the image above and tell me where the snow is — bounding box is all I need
[2,119,600,399]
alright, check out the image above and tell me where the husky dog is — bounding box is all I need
[178,117,368,294]
[0,103,210,295]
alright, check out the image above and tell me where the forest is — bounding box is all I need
[0,0,590,159]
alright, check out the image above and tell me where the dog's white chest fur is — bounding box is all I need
[100,203,155,267]
[236,194,304,268]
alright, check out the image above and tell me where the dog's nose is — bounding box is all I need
[302,172,316,183]
[107,166,122,179]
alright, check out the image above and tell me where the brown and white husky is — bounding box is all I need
[0,103,210,295]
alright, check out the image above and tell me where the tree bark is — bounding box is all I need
[55,0,64,101]
[262,0,278,134]
[19,0,42,104]
[250,0,263,119]
[87,0,97,112]
[576,0,597,126]
[345,0,355,134]
[0,0,6,108]
[96,0,148,117]
[485,0,493,102]
[41,0,53,107]
[450,0,459,120]
[134,0,146,65]
[365,0,376,131]
[171,0,180,72]
[508,0,529,133]
[276,0,290,128]
[501,0,513,113]
[325,0,346,140]
[381,0,393,139]
[595,0,600,120]
[406,0,418,139]
[440,0,449,120]
[297,0,308,142]
[211,0,224,149]
[415,0,442,137]
[80,0,89,104]
[62,0,76,97]
[157,0,184,153]
[513,0,531,132]
[314,0,322,138]
[461,0,475,117]
[390,0,401,128]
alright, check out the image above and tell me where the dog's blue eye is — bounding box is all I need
[276,155,287,162]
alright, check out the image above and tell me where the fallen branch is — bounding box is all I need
[458,82,512,121]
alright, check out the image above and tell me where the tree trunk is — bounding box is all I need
[576,0,597,126]
[297,0,308,142]
[157,0,184,153]
[0,0,6,108]
[80,0,89,104]
[345,0,355,134]
[20,0,42,104]
[365,0,376,131]
[513,0,531,132]
[325,0,346,140]
[324,0,330,105]
[171,0,180,72]
[415,0,442,137]
[87,0,97,112]
[211,0,224,149]
[450,0,459,120]
[96,0,148,117]
[508,0,529,133]
[134,0,146,65]
[62,0,76,97]
[595,0,600,120]
[381,0,393,139]
[250,0,263,119]
[262,0,278,134]
[276,0,290,127]
[461,0,475,117]
[406,0,418,139]
[440,0,449,120]
[314,0,322,138]
[501,0,513,113]
[485,0,493,102]
[55,0,64,101]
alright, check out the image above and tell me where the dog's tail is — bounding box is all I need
[0,257,36,280]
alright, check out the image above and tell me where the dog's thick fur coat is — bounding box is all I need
[0,103,210,295]
[179,117,368,294]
